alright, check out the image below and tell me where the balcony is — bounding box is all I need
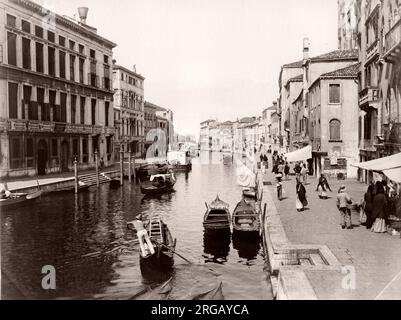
[359,87,379,110]
[384,18,401,63]
[366,39,380,64]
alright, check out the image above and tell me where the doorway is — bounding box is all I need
[61,140,69,172]
[37,139,48,175]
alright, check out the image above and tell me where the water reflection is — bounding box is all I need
[203,229,231,263]
[232,230,261,261]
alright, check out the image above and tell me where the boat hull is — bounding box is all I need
[168,163,192,172]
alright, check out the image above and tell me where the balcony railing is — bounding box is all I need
[366,38,379,63]
[384,18,401,62]
[359,87,379,108]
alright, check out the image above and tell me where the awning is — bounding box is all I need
[351,152,401,171]
[284,145,312,162]
[383,167,401,183]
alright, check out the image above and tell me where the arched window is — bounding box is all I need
[329,119,341,140]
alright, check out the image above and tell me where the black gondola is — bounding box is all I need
[139,219,176,278]
[140,173,176,195]
[136,163,169,180]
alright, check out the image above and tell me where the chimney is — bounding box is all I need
[77,7,89,24]
[303,37,310,61]
[133,65,136,73]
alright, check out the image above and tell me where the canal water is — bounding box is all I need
[1,151,272,300]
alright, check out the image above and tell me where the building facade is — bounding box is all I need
[112,64,145,159]
[356,0,401,183]
[0,0,116,178]
[309,63,360,178]
[338,0,358,50]
[199,119,216,151]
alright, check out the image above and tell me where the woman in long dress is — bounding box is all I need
[364,185,374,229]
[316,174,332,199]
[296,179,307,212]
[371,186,388,233]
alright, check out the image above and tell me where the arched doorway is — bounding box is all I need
[61,140,69,172]
[37,139,48,175]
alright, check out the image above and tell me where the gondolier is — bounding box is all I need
[128,218,155,257]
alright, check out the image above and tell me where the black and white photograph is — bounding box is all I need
[0,0,401,307]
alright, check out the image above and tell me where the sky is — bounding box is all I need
[37,0,338,136]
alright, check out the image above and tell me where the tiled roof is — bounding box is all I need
[319,63,360,79]
[311,49,358,61]
[282,60,303,68]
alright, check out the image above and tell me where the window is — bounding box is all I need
[104,55,109,64]
[121,72,124,80]
[60,93,67,122]
[36,42,44,73]
[59,51,66,78]
[28,89,38,120]
[22,37,31,69]
[7,32,17,66]
[47,31,55,43]
[51,139,58,157]
[329,84,340,103]
[105,101,109,127]
[71,95,76,124]
[21,20,30,33]
[70,55,75,81]
[79,58,84,83]
[91,99,96,125]
[59,36,65,47]
[329,119,341,140]
[49,90,59,122]
[78,44,84,54]
[35,26,43,38]
[90,49,96,59]
[364,112,372,139]
[48,47,55,76]
[37,88,49,121]
[73,139,79,158]
[69,40,75,50]
[6,14,16,28]
[26,138,35,167]
[8,82,18,119]
[80,97,85,124]
[82,139,88,163]
[10,138,21,169]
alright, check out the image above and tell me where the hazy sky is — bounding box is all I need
[37,0,338,136]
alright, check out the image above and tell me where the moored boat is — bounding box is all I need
[203,195,231,230]
[140,173,176,195]
[232,199,260,232]
[167,151,192,173]
[0,190,42,208]
[136,162,169,180]
[242,187,257,200]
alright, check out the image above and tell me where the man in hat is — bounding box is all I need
[336,185,353,229]
[127,216,155,257]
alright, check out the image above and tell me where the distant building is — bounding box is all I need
[199,119,216,151]
[338,0,358,50]
[0,0,116,178]
[309,63,360,178]
[112,64,145,159]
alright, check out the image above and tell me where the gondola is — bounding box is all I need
[139,219,176,278]
[140,173,176,195]
[109,179,121,189]
[203,195,231,230]
[232,198,260,232]
[0,190,42,208]
[242,187,257,200]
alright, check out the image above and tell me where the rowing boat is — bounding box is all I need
[140,173,176,195]
[203,195,231,230]
[232,198,260,232]
[0,190,42,208]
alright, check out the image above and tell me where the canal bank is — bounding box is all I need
[258,167,401,300]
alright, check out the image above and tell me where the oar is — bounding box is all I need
[159,243,192,264]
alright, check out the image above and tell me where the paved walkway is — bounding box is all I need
[263,167,401,299]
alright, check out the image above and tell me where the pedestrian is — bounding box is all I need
[276,173,283,201]
[336,185,353,229]
[316,174,332,199]
[127,217,156,257]
[363,184,374,229]
[284,162,290,180]
[294,162,301,181]
[263,154,268,169]
[301,163,308,184]
[277,161,285,175]
[260,153,264,163]
[296,179,307,212]
[371,185,388,233]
